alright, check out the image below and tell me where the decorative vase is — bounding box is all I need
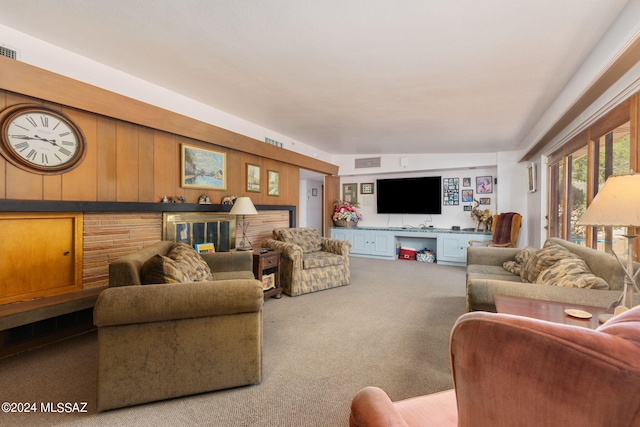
[334,220,358,228]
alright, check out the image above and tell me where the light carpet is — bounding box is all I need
[0,257,467,426]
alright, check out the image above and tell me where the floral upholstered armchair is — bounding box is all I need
[262,227,351,296]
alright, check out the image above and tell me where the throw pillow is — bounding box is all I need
[502,246,537,277]
[535,257,609,289]
[520,240,577,283]
[167,242,213,282]
[141,254,189,284]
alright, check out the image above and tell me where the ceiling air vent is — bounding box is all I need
[0,45,17,60]
[354,157,381,169]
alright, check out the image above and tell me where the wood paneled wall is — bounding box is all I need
[0,89,300,206]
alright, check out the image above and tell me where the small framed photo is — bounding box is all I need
[246,164,261,192]
[463,177,471,187]
[462,189,473,202]
[360,182,374,194]
[181,144,227,190]
[267,170,280,196]
[527,163,537,193]
[463,205,473,211]
[343,183,358,203]
[312,188,318,197]
[479,197,491,205]
[476,176,493,194]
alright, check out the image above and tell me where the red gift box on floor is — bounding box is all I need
[399,247,417,260]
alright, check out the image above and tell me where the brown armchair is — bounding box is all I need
[94,241,263,411]
[469,212,522,248]
[350,307,640,427]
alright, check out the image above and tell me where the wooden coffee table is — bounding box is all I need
[494,295,613,329]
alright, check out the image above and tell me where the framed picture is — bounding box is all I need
[343,183,358,203]
[312,188,318,196]
[360,182,374,194]
[246,164,261,192]
[268,170,280,196]
[527,163,537,193]
[476,176,493,194]
[463,205,473,211]
[181,144,227,190]
[443,178,459,206]
[479,197,491,205]
[462,189,473,202]
[463,177,471,187]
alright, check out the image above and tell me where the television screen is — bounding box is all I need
[376,176,442,214]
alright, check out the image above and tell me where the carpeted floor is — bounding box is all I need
[0,257,467,426]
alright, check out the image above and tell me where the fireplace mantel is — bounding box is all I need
[0,200,296,227]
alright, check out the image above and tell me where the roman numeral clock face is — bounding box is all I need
[0,105,86,174]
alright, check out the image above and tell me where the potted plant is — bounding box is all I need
[333,200,363,227]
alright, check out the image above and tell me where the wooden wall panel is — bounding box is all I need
[96,117,117,201]
[0,87,322,210]
[116,122,139,202]
[138,127,155,202]
[62,109,98,201]
[153,131,178,201]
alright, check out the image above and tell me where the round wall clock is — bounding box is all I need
[0,104,86,174]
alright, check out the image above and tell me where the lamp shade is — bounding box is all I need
[577,174,640,227]
[229,197,258,216]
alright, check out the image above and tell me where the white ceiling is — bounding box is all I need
[0,0,630,155]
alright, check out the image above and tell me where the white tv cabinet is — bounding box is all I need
[330,226,491,266]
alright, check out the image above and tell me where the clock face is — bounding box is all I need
[0,105,85,174]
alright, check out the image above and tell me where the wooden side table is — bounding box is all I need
[252,249,283,299]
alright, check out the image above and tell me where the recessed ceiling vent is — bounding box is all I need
[354,157,381,169]
[0,45,17,60]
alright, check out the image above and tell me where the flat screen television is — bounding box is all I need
[376,176,442,214]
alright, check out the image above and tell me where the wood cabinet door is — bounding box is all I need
[0,213,82,304]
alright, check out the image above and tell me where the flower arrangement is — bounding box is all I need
[333,200,363,226]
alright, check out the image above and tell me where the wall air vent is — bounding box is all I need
[0,45,17,60]
[354,157,381,169]
[265,137,283,148]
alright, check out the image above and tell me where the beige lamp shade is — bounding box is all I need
[229,197,258,216]
[577,174,640,227]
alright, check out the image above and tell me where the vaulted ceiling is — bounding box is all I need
[0,0,630,155]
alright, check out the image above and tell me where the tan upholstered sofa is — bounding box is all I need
[466,237,635,312]
[262,227,351,296]
[94,241,264,411]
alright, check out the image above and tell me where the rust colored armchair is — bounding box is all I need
[469,212,522,248]
[350,307,640,427]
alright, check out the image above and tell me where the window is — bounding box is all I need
[548,100,634,257]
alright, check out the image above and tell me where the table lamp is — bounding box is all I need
[577,173,640,314]
[229,197,258,251]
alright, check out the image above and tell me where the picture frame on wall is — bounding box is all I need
[527,163,537,193]
[462,189,473,202]
[463,177,471,187]
[246,164,261,192]
[479,197,490,205]
[343,183,358,203]
[267,170,280,196]
[181,144,227,190]
[476,176,493,194]
[463,205,473,211]
[360,182,374,194]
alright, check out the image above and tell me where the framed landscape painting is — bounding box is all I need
[181,144,226,190]
[268,170,280,196]
[246,164,261,192]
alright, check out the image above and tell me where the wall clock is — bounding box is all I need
[0,104,86,174]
